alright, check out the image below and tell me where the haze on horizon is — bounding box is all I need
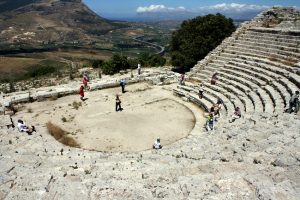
[83,0,300,21]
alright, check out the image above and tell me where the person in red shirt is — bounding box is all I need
[82,76,90,90]
[79,85,84,101]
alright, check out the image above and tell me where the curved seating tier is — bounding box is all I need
[184,16,300,118]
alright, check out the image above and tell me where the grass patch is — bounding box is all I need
[0,59,67,83]
[46,122,80,148]
[72,101,82,110]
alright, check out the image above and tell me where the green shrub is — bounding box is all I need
[170,13,236,70]
[91,59,104,68]
[26,65,56,78]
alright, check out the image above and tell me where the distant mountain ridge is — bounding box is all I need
[0,0,120,51]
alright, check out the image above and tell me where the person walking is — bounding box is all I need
[137,63,141,75]
[79,85,84,101]
[82,73,90,90]
[115,94,122,111]
[120,79,126,93]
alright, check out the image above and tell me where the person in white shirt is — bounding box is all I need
[198,84,204,99]
[17,119,36,135]
[153,138,162,149]
[137,64,141,75]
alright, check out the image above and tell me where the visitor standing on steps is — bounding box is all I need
[211,72,218,85]
[179,73,185,85]
[115,94,122,112]
[229,107,241,123]
[198,84,204,99]
[206,113,215,131]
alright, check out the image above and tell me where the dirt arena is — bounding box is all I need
[14,83,199,152]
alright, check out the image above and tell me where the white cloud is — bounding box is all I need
[136,5,186,13]
[204,3,269,12]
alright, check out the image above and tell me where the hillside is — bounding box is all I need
[0,0,119,51]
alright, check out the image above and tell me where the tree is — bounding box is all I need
[170,13,236,71]
[149,54,166,67]
[91,59,103,68]
[101,60,115,75]
[111,54,130,71]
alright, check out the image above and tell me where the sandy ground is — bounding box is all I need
[15,83,200,152]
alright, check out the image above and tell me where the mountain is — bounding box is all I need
[0,0,120,51]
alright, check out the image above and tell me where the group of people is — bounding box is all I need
[195,78,242,131]
[205,98,226,131]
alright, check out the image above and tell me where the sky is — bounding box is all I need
[83,0,300,21]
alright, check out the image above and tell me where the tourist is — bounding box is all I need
[285,91,299,113]
[79,85,85,101]
[229,107,241,123]
[17,119,36,135]
[115,94,122,111]
[198,84,204,99]
[120,79,126,93]
[179,73,185,85]
[83,72,89,80]
[153,138,162,149]
[214,99,223,118]
[137,63,141,75]
[82,73,90,90]
[3,101,17,115]
[206,113,215,131]
[213,104,221,119]
[211,72,218,85]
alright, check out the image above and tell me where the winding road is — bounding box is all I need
[133,36,165,56]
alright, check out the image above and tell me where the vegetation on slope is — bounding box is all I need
[91,53,166,75]
[170,13,236,72]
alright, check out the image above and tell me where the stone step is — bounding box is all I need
[234,56,300,92]
[177,84,223,113]
[246,29,300,40]
[221,65,267,86]
[173,87,212,112]
[200,83,243,114]
[216,68,276,113]
[264,85,285,112]
[231,44,300,61]
[190,75,255,113]
[236,39,300,53]
[182,83,235,115]
[227,59,293,108]
[233,42,300,59]
[237,55,299,74]
[240,35,300,48]
[225,47,297,64]
[216,72,265,113]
